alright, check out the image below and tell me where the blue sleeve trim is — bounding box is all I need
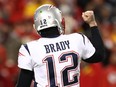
[23,44,30,55]
[79,33,85,45]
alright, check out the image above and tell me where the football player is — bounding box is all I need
[16,4,105,87]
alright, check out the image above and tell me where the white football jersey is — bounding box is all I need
[18,33,95,87]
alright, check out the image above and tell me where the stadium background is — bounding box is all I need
[0,0,116,87]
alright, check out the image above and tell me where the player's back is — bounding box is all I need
[18,33,95,87]
[27,33,85,87]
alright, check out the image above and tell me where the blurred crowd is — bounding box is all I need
[0,0,116,87]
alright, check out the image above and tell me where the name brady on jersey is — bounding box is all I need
[44,40,70,53]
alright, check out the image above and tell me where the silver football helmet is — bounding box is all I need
[34,4,65,34]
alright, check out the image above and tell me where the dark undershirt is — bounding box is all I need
[16,26,105,87]
[16,69,34,87]
[82,26,105,63]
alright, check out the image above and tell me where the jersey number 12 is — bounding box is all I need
[43,51,79,87]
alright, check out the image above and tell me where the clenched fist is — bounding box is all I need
[82,11,97,27]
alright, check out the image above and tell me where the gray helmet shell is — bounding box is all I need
[34,4,65,34]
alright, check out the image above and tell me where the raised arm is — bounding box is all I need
[82,11,105,63]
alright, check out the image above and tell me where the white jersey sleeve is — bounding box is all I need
[18,45,33,71]
[82,35,96,59]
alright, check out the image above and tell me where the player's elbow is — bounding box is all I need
[82,49,105,63]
